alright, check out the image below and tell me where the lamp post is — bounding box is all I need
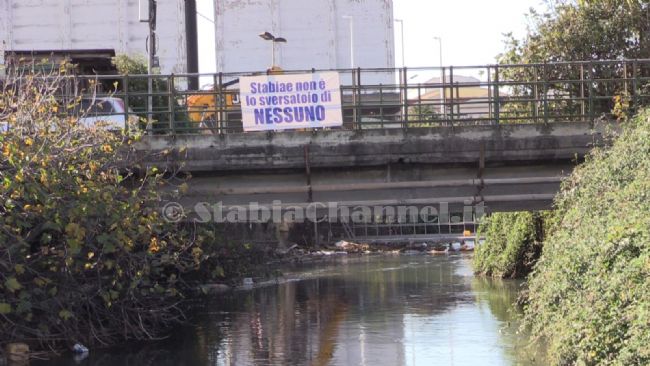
[433,36,444,118]
[342,16,354,68]
[394,19,405,68]
[259,32,287,68]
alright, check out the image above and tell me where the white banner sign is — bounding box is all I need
[239,72,343,132]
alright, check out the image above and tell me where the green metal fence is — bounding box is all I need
[47,59,650,134]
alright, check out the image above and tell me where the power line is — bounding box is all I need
[197,11,214,24]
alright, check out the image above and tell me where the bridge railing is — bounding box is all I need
[45,59,650,134]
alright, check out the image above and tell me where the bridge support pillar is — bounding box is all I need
[275,221,291,250]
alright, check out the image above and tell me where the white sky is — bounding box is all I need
[196,0,545,80]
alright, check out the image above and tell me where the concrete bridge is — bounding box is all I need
[135,121,612,217]
[67,59,644,237]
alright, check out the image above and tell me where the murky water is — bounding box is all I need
[39,254,545,366]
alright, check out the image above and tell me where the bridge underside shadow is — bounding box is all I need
[135,121,613,217]
[177,161,570,214]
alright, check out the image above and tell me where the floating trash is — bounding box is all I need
[72,343,89,354]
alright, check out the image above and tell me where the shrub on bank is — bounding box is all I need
[0,69,212,349]
[525,110,650,365]
[473,211,550,279]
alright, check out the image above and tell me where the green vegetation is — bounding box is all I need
[523,109,650,365]
[473,212,550,279]
[474,108,650,363]
[0,67,210,348]
[408,105,442,127]
[499,0,650,64]
[111,55,190,132]
[497,0,650,123]
[482,2,650,363]
[0,65,269,351]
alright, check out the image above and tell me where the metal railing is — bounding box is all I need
[348,220,478,239]
[48,59,650,134]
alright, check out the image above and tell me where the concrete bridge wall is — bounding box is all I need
[133,121,614,214]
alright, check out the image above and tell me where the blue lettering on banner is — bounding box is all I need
[258,93,320,106]
[254,106,326,125]
[250,81,294,94]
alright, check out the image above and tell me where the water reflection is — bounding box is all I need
[39,255,544,366]
[471,277,547,366]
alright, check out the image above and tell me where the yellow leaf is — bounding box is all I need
[148,237,161,254]
[5,277,22,293]
[33,278,46,287]
[58,309,73,320]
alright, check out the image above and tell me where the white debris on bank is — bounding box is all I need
[72,343,88,354]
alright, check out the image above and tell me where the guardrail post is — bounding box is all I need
[623,61,628,98]
[632,60,638,114]
[543,63,549,124]
[357,67,362,130]
[380,84,385,128]
[442,67,447,120]
[351,68,358,130]
[449,65,455,124]
[123,74,129,128]
[210,73,217,134]
[588,61,594,123]
[402,66,408,128]
[580,64,586,119]
[416,82,422,125]
[487,66,492,122]
[493,65,499,125]
[218,72,224,134]
[533,66,539,122]
[168,75,175,135]
[147,74,153,134]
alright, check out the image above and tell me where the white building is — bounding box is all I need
[0,0,189,75]
[214,0,395,73]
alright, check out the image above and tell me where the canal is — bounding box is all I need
[40,254,546,366]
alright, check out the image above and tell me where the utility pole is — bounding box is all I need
[434,36,444,118]
[146,0,157,131]
[185,0,199,90]
[342,16,354,68]
[395,19,405,68]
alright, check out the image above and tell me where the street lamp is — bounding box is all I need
[433,36,443,69]
[433,36,444,117]
[259,32,287,68]
[394,19,405,68]
[342,16,354,68]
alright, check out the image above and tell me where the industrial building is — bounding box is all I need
[0,0,197,76]
[1,0,395,83]
[214,0,395,73]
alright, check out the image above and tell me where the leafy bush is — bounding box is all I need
[473,211,550,278]
[111,55,190,133]
[0,66,209,348]
[497,1,650,123]
[524,109,650,365]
